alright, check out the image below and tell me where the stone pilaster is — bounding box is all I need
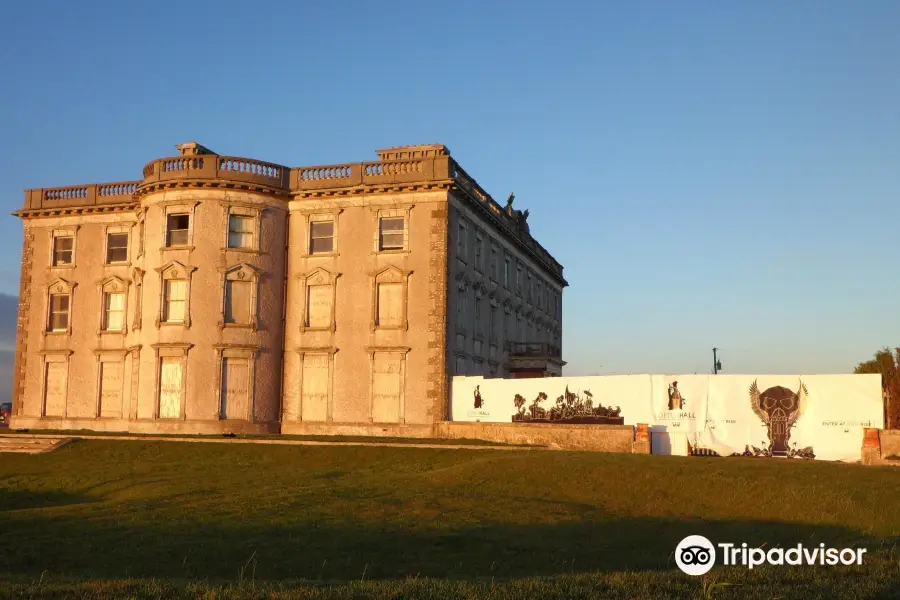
[12,227,34,416]
[426,205,448,421]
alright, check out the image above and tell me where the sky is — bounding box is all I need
[0,0,897,376]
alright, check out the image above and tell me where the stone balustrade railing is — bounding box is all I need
[141,155,289,190]
[20,150,563,279]
[22,181,141,210]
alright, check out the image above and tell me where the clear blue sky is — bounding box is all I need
[1,1,897,375]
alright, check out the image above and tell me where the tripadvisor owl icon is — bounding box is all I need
[675,535,716,576]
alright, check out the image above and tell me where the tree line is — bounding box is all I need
[854,347,900,429]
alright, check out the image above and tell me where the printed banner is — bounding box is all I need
[451,373,883,462]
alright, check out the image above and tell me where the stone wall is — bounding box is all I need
[436,421,641,452]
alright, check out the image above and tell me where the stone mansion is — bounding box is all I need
[10,142,566,435]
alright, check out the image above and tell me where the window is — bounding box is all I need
[475,295,482,336]
[475,233,484,272]
[224,279,251,324]
[528,272,533,302]
[504,258,510,288]
[457,286,467,333]
[309,220,334,254]
[103,292,126,331]
[379,217,405,250]
[516,265,523,295]
[106,233,129,264]
[490,246,499,281]
[376,282,403,327]
[48,294,70,331]
[53,236,74,266]
[537,282,543,310]
[164,280,186,322]
[228,215,254,249]
[457,222,467,260]
[166,214,190,247]
[491,305,499,340]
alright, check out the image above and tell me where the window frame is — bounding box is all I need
[155,261,198,329]
[372,206,413,255]
[457,219,468,262]
[104,228,130,265]
[50,228,78,268]
[218,263,261,330]
[99,276,129,334]
[370,265,412,331]
[151,342,192,421]
[214,345,260,422]
[474,230,484,272]
[297,268,340,333]
[309,218,336,255]
[45,278,75,335]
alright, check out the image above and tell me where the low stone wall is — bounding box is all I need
[280,421,436,438]
[436,421,642,453]
[9,416,280,435]
[879,429,900,458]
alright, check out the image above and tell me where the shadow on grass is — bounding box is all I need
[0,489,93,512]
[0,512,895,584]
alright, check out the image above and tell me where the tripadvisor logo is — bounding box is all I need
[675,535,867,576]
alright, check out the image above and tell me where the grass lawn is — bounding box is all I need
[1,440,900,599]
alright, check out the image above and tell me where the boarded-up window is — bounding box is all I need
[306,284,332,328]
[376,282,402,327]
[225,280,251,324]
[158,358,183,419]
[48,294,70,331]
[372,353,402,423]
[43,362,67,417]
[103,292,126,331]
[228,215,254,249]
[164,280,186,323]
[309,220,334,254]
[300,354,329,421]
[221,358,250,420]
[99,361,124,418]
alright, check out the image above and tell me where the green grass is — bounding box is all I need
[1,440,900,599]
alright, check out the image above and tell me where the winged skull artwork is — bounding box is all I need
[748,379,815,458]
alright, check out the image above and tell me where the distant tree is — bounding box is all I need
[854,348,900,429]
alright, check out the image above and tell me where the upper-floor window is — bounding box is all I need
[48,294,70,332]
[166,214,190,247]
[490,246,499,281]
[457,221,468,261]
[474,232,484,272]
[379,217,405,251]
[106,233,129,264]
[228,215,254,249]
[504,258,510,288]
[224,279,251,324]
[537,281,543,310]
[516,265,523,296]
[164,280,186,323]
[310,220,334,254]
[103,291,126,331]
[528,272,533,302]
[53,236,74,267]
